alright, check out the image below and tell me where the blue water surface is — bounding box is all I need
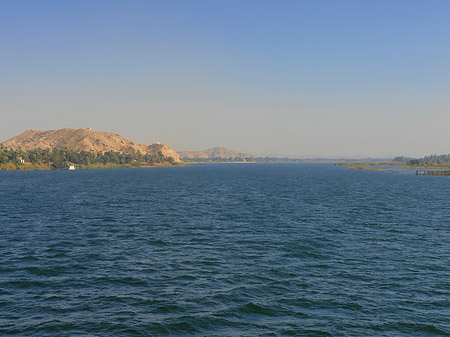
[0,164,449,336]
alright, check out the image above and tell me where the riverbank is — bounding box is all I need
[336,162,450,171]
[0,162,185,171]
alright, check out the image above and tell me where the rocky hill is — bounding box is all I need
[1,128,182,163]
[178,147,256,161]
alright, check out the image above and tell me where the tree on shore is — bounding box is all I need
[0,146,178,169]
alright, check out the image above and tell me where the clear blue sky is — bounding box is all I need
[1,0,449,157]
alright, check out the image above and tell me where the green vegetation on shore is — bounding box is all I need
[0,145,182,171]
[401,154,450,166]
[336,155,450,171]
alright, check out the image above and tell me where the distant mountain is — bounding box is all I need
[178,147,257,161]
[1,128,182,163]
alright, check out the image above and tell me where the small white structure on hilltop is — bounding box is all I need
[88,127,92,130]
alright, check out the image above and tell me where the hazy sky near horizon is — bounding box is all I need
[1,0,450,158]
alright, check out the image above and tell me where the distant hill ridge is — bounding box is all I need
[2,128,182,163]
[178,147,256,160]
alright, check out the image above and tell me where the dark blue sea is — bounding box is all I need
[1,164,449,336]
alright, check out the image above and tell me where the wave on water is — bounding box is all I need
[1,165,450,336]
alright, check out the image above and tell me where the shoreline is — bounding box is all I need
[0,162,185,172]
[336,162,450,172]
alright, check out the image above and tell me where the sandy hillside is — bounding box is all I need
[178,147,256,160]
[2,128,182,162]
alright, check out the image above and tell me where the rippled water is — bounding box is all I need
[0,164,449,336]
